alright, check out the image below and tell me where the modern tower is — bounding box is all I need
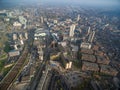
[40,16,44,23]
[88,31,95,43]
[19,34,23,40]
[69,24,76,37]
[77,14,80,21]
[87,27,91,35]
[25,32,28,40]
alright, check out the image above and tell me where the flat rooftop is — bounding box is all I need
[82,61,99,72]
[82,54,96,62]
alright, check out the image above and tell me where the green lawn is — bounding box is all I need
[3,65,13,76]
[0,54,8,60]
[0,59,6,72]
[4,42,12,53]
[73,60,82,69]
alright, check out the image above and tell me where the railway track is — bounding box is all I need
[0,47,28,90]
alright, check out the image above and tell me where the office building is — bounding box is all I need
[77,14,80,21]
[20,40,24,45]
[25,32,28,40]
[14,44,18,50]
[69,24,76,37]
[19,34,23,40]
[87,27,91,36]
[88,31,95,43]
[40,16,44,23]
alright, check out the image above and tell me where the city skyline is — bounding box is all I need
[0,0,120,90]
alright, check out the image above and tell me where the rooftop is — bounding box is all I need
[82,54,96,63]
[82,61,99,72]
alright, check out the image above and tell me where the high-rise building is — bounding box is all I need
[19,34,23,40]
[91,31,95,42]
[14,44,18,50]
[87,27,91,35]
[88,31,95,43]
[69,24,76,37]
[13,34,17,40]
[65,63,69,69]
[77,14,80,21]
[20,40,24,45]
[25,32,28,40]
[68,62,72,69]
[19,16,27,29]
[40,16,44,23]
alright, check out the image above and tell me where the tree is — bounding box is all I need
[4,42,11,53]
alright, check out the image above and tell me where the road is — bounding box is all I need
[27,29,51,90]
[36,65,51,90]
[26,61,46,90]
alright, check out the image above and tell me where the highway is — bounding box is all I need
[27,48,50,90]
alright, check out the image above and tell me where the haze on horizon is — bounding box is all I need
[0,0,120,8]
